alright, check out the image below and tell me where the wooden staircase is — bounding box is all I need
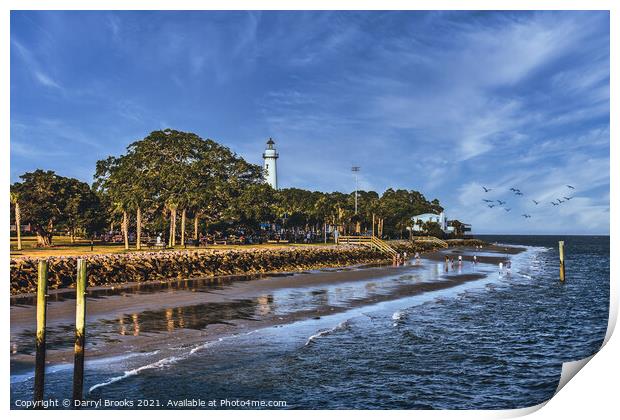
[337,235,398,256]
[413,235,449,248]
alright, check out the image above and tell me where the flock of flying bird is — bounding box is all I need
[481,184,576,220]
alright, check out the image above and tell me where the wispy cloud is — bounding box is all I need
[12,38,62,90]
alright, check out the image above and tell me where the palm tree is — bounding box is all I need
[10,191,22,251]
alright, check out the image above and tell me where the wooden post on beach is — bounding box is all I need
[72,259,87,404]
[559,241,565,282]
[34,260,48,403]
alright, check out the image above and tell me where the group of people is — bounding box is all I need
[443,253,481,272]
[444,255,464,271]
[392,251,422,266]
[498,260,512,274]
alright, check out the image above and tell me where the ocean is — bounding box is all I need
[10,235,610,409]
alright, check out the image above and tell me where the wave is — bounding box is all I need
[189,337,225,355]
[88,336,232,394]
[392,310,405,320]
[89,355,181,394]
[392,310,409,327]
[305,320,350,346]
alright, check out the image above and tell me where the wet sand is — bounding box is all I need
[10,245,524,374]
[424,244,525,265]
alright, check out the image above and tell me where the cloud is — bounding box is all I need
[12,38,62,90]
[33,70,61,89]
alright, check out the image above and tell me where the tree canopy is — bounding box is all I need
[10,170,105,246]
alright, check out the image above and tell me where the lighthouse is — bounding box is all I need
[263,137,279,189]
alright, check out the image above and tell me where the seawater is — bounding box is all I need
[10,235,609,409]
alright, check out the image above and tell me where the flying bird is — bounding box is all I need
[505,208,511,212]
[509,187,520,192]
[557,198,565,204]
[482,186,492,192]
[564,196,573,201]
[515,191,524,196]
[551,202,559,206]
[497,200,506,205]
[532,200,539,205]
[487,204,495,208]
[567,185,575,189]
[482,199,494,203]
[521,214,531,218]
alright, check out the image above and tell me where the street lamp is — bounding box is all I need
[351,166,360,214]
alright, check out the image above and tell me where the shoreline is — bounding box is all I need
[9,241,503,298]
[10,244,524,376]
[10,245,389,296]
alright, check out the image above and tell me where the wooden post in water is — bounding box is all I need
[72,259,87,405]
[34,260,48,403]
[559,241,565,282]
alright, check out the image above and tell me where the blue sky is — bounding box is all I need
[10,11,609,234]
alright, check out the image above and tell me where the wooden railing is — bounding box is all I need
[413,235,449,248]
[337,235,397,256]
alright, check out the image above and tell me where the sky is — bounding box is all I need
[10,10,610,234]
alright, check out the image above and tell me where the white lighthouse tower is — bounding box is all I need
[263,137,279,189]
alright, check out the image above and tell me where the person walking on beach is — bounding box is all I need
[473,255,477,265]
[499,261,503,274]
[458,255,462,265]
[444,255,449,271]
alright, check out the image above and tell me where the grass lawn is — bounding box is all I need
[10,235,335,258]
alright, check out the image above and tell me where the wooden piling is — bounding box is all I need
[72,259,87,404]
[34,260,48,403]
[559,241,565,282]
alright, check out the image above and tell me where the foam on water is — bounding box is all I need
[304,320,349,346]
[89,355,182,393]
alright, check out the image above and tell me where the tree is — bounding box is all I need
[228,183,276,230]
[11,170,104,247]
[10,191,22,250]
[422,221,445,238]
[94,129,266,247]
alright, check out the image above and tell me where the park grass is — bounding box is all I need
[9,235,334,258]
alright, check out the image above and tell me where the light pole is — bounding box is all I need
[351,166,360,214]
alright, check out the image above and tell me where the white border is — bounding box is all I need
[2,1,617,419]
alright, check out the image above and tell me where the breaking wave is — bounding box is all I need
[305,320,350,346]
